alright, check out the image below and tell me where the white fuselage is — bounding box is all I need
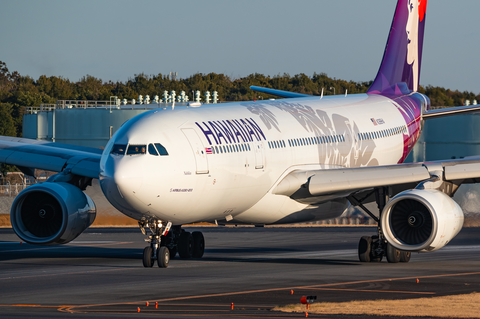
[99,93,423,225]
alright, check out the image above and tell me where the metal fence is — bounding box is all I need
[24,101,194,114]
[0,183,35,197]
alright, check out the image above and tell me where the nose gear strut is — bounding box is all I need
[139,218,172,268]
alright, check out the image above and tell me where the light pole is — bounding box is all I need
[330,87,335,95]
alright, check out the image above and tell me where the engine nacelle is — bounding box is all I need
[10,182,96,245]
[381,189,463,252]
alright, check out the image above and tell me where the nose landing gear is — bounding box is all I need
[139,220,205,268]
[139,219,172,268]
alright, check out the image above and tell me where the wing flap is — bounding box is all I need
[273,159,480,204]
[444,162,480,180]
[308,164,430,196]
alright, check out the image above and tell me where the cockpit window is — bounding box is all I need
[155,143,169,156]
[148,144,158,156]
[111,144,127,155]
[126,144,147,155]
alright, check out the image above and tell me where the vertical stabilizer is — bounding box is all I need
[368,0,427,95]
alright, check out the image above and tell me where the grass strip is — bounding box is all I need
[273,292,480,318]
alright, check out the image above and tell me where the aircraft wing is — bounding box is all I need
[423,105,480,119]
[250,86,311,98]
[273,157,480,203]
[0,136,102,179]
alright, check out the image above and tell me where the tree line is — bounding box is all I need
[1,60,479,139]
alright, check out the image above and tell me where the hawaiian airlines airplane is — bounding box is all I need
[2,0,480,268]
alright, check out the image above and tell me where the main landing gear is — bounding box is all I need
[349,187,411,264]
[139,219,205,268]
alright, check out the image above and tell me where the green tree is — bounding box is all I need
[0,103,16,136]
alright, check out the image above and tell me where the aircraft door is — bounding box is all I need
[182,128,209,174]
[253,140,264,169]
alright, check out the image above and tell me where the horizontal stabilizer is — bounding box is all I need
[250,86,311,98]
[423,105,480,120]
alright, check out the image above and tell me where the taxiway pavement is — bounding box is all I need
[1,226,480,318]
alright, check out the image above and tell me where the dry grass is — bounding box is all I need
[0,214,10,227]
[274,292,480,318]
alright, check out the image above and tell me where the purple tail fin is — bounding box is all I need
[368,0,427,95]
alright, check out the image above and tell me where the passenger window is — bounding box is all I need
[127,144,147,155]
[148,144,158,156]
[215,146,219,154]
[154,143,169,156]
[111,144,127,155]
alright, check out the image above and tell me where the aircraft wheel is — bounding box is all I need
[192,231,205,258]
[143,246,154,267]
[178,231,193,258]
[157,246,170,268]
[386,243,401,263]
[358,236,372,262]
[400,251,411,263]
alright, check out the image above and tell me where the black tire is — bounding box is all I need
[157,246,170,268]
[400,251,411,262]
[161,234,177,259]
[192,231,205,258]
[358,236,372,262]
[143,246,154,267]
[386,243,401,263]
[178,232,193,258]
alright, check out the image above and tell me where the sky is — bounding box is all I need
[1,0,479,93]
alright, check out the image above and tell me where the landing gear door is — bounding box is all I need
[182,128,209,174]
[253,140,264,169]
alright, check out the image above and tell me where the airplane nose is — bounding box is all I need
[99,154,144,215]
[112,159,143,195]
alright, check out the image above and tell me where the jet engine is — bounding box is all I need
[380,189,463,252]
[10,182,96,245]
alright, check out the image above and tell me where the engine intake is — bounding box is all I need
[11,182,96,245]
[381,189,463,252]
